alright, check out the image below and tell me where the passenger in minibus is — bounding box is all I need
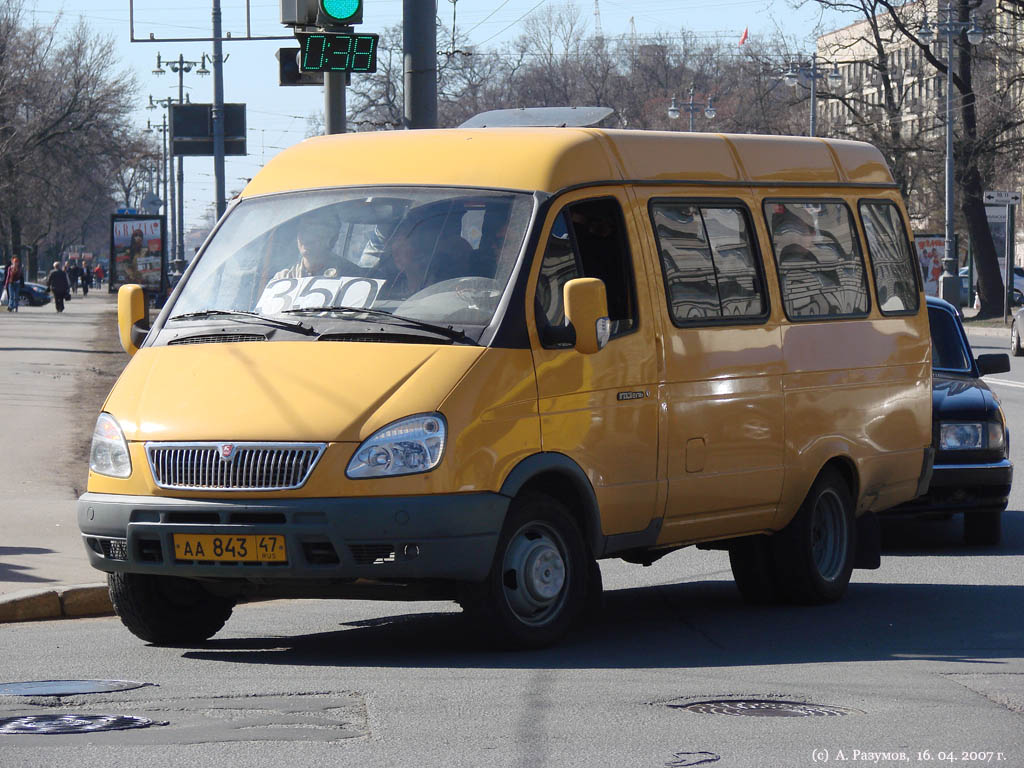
[273,208,343,280]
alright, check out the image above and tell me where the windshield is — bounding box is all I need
[170,187,533,338]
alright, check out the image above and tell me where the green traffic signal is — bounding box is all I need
[320,0,362,24]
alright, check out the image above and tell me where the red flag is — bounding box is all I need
[739,27,749,46]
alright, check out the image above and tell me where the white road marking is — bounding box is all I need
[984,377,1024,389]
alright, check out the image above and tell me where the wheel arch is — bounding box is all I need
[499,453,603,557]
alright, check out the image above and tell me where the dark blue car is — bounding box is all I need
[887,296,1012,545]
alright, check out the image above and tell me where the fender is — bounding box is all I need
[499,452,603,555]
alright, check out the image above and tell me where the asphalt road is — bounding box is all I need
[0,306,1021,767]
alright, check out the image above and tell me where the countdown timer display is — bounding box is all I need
[296,32,379,73]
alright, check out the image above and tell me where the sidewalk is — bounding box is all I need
[0,288,126,622]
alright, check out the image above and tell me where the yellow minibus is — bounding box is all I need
[79,116,932,648]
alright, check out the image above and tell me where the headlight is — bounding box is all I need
[347,413,446,479]
[939,422,984,450]
[90,413,132,478]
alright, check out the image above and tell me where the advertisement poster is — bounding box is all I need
[110,214,165,293]
[913,234,944,297]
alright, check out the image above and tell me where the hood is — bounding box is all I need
[932,371,999,421]
[104,342,484,442]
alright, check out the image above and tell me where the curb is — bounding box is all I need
[0,583,112,624]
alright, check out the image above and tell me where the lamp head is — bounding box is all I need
[667,97,681,120]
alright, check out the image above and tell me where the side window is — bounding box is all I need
[534,198,638,348]
[859,201,920,314]
[650,201,766,324]
[764,200,870,319]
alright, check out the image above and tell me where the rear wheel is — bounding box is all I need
[963,505,1003,546]
[772,468,856,604]
[108,572,235,644]
[1012,322,1023,357]
[461,493,589,649]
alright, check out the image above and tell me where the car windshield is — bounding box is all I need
[928,305,972,372]
[170,187,534,338]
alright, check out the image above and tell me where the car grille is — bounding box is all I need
[146,442,326,491]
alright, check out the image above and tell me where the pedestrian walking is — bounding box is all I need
[3,256,24,312]
[45,262,70,313]
[67,261,81,295]
[81,263,91,296]
[93,264,104,287]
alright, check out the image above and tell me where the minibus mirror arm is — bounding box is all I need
[564,278,610,355]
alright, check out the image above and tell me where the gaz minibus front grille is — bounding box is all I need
[145,442,326,491]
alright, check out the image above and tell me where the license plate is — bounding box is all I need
[173,534,287,563]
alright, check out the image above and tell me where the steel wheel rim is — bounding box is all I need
[501,522,569,627]
[810,489,848,582]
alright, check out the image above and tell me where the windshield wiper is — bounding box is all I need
[169,309,315,336]
[281,305,471,343]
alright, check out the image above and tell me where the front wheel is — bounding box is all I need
[460,493,589,649]
[1012,322,1023,357]
[108,572,235,644]
[772,468,856,604]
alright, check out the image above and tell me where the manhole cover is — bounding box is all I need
[672,699,858,717]
[0,680,154,696]
[0,714,161,734]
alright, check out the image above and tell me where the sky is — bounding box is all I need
[28,0,851,232]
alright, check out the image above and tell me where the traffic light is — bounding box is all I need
[279,0,361,28]
[277,47,324,86]
[319,0,361,25]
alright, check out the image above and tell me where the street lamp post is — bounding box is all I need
[783,55,842,137]
[147,95,176,266]
[918,4,984,309]
[667,87,716,131]
[145,115,170,230]
[153,53,211,274]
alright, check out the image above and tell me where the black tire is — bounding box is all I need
[1012,322,1023,357]
[460,493,589,649]
[108,572,235,644]
[963,505,1003,546]
[728,535,782,605]
[771,468,856,604]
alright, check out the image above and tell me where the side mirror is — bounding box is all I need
[564,278,611,355]
[117,284,149,356]
[976,353,1010,376]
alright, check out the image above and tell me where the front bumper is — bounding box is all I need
[77,492,508,583]
[884,458,1012,517]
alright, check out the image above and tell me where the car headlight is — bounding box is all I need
[347,413,446,479]
[938,418,1006,451]
[90,413,132,478]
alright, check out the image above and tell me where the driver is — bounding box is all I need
[375,216,472,300]
[273,208,342,279]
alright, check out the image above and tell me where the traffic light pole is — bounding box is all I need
[403,0,437,129]
[325,71,346,134]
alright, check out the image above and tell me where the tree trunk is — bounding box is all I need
[964,171,1003,317]
[953,0,1002,317]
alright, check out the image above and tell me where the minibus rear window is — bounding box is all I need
[859,201,921,315]
[764,200,870,320]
